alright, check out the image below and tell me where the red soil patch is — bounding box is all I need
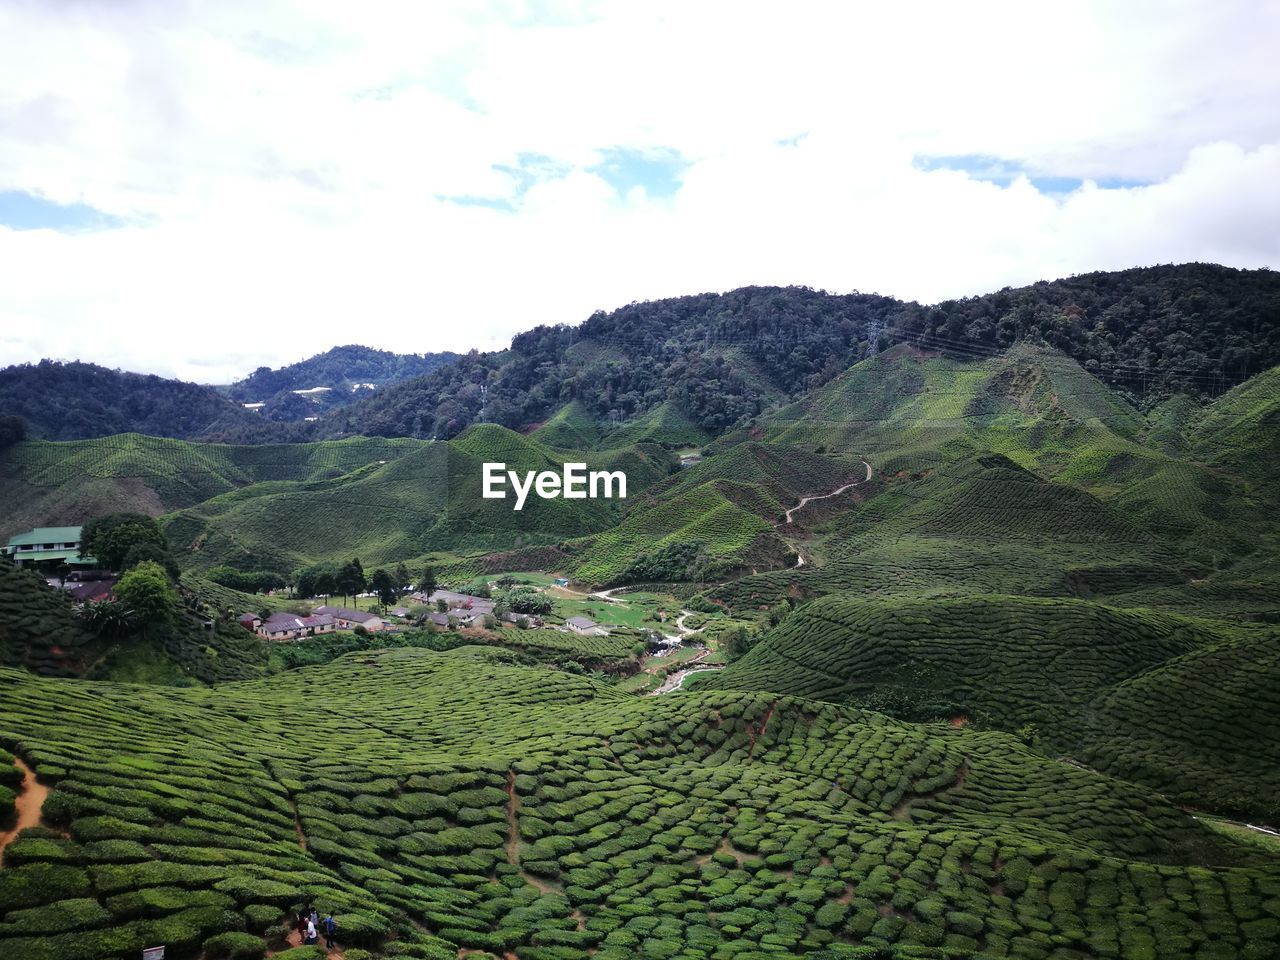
[949,714,968,728]
[1,756,50,862]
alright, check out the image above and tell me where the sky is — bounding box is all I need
[0,0,1278,383]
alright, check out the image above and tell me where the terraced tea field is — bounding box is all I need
[2,648,1279,959]
[699,594,1280,821]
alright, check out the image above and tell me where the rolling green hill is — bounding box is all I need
[1,647,1277,959]
[530,400,604,449]
[601,401,711,449]
[162,425,674,576]
[564,444,856,585]
[699,594,1280,819]
[0,434,430,544]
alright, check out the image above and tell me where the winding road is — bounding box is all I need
[782,460,873,525]
[777,459,873,567]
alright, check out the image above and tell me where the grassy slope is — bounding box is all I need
[0,434,429,543]
[529,400,603,449]
[160,425,673,575]
[602,400,711,448]
[0,647,1276,959]
[702,593,1280,821]
[0,562,95,677]
[565,444,857,585]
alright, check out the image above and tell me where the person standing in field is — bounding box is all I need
[305,916,318,944]
[322,913,337,949]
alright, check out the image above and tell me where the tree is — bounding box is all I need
[370,569,397,611]
[337,558,366,605]
[82,513,170,573]
[295,561,340,599]
[418,566,437,596]
[393,562,410,595]
[122,541,181,580]
[723,626,759,662]
[0,414,27,449]
[498,586,552,615]
[113,561,179,637]
[80,598,137,639]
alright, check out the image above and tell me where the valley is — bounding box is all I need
[1,268,1279,959]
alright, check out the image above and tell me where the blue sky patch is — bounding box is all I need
[0,191,122,231]
[588,147,688,199]
[914,154,1149,194]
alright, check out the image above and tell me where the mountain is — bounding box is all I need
[225,344,460,422]
[0,360,273,442]
[324,263,1280,444]
[4,265,1278,447]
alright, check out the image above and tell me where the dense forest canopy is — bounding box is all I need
[331,263,1280,441]
[226,344,460,422]
[2,264,1277,443]
[0,360,262,441]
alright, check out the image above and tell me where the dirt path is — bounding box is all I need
[781,460,872,525]
[1,756,49,863]
[287,795,307,851]
[777,461,873,567]
[588,587,630,603]
[267,928,345,959]
[1192,815,1280,838]
[505,770,560,895]
[672,611,701,636]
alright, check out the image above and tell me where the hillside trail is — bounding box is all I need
[782,460,873,525]
[267,927,345,958]
[0,756,50,862]
[588,586,630,603]
[777,460,873,567]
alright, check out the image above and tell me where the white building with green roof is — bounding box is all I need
[2,526,97,568]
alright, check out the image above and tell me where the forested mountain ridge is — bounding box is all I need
[225,344,460,422]
[0,360,271,442]
[2,263,1277,444]
[326,262,1280,442]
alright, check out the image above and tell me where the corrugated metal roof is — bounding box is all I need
[6,526,83,547]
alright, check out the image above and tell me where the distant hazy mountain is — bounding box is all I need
[225,344,460,422]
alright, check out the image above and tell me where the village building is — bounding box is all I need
[255,612,338,640]
[312,605,386,631]
[2,526,97,571]
[565,616,607,636]
[415,589,495,616]
[67,579,115,603]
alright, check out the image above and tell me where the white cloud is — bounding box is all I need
[0,0,1276,381]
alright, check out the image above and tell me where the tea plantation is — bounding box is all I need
[3,647,1280,959]
[698,595,1280,821]
[2,341,1280,959]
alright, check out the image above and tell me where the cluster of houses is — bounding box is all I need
[239,584,613,642]
[239,605,386,641]
[408,588,551,630]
